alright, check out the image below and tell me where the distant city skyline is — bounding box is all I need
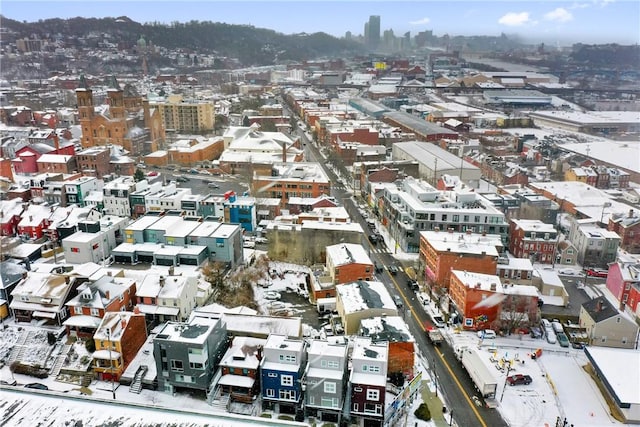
[3,0,639,45]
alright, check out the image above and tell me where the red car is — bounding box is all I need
[506,374,532,386]
[147,171,159,177]
[585,268,608,278]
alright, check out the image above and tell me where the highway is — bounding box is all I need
[296,124,508,427]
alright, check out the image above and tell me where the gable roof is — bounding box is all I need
[582,296,618,323]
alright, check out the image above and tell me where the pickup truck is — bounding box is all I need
[427,328,444,346]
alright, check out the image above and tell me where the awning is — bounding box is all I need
[63,315,102,328]
[33,311,57,319]
[93,350,121,360]
[156,306,180,316]
[218,374,255,389]
[135,304,179,316]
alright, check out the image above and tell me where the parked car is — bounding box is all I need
[208,182,220,188]
[407,279,419,291]
[147,171,159,177]
[506,374,532,386]
[585,268,608,278]
[374,262,383,273]
[242,241,255,249]
[264,291,281,300]
[530,326,543,339]
[255,237,268,244]
[0,379,17,386]
[393,295,404,309]
[477,329,497,339]
[24,383,48,390]
[430,313,446,328]
[557,332,570,347]
[571,342,586,349]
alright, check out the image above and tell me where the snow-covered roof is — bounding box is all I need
[155,317,222,344]
[326,243,372,267]
[335,281,396,313]
[585,346,640,405]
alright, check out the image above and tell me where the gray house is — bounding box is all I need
[304,339,349,424]
[153,314,228,394]
[579,296,639,349]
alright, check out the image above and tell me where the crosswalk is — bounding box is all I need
[370,245,391,254]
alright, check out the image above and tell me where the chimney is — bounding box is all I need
[121,319,127,330]
[64,276,70,284]
[434,227,440,232]
[490,283,497,291]
[159,276,165,287]
[596,299,603,312]
[630,209,634,218]
[448,228,453,233]
[105,291,110,299]
[282,142,287,163]
[482,231,486,237]
[256,345,263,361]
[466,229,472,235]
[133,306,141,314]
[53,133,60,151]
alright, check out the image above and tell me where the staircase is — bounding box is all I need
[80,372,94,387]
[7,330,32,364]
[129,365,148,394]
[209,392,230,413]
[50,344,71,377]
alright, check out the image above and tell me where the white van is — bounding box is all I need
[551,321,564,334]
[477,329,497,339]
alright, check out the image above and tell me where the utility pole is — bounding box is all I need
[500,361,513,402]
[107,328,116,400]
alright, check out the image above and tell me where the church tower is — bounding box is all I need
[76,74,95,147]
[106,75,125,120]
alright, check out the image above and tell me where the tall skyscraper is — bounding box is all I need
[367,15,380,49]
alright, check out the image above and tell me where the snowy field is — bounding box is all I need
[444,329,623,427]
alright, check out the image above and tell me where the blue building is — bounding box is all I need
[260,334,306,419]
[224,193,256,232]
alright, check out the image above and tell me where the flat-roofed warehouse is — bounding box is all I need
[528,110,640,134]
[392,141,482,187]
[382,111,459,141]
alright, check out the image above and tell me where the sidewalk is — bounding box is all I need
[418,379,448,427]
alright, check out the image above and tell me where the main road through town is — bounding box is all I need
[297,125,509,427]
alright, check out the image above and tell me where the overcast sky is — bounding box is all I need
[3,0,639,45]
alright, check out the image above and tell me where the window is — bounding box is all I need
[268,372,277,378]
[281,375,293,387]
[189,362,203,370]
[367,389,380,401]
[279,389,296,401]
[90,308,99,316]
[368,365,381,373]
[170,360,184,372]
[324,382,336,393]
[279,354,297,363]
[354,387,363,392]
[74,306,83,315]
[266,389,275,398]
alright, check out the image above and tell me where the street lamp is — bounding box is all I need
[106,328,116,400]
[431,356,438,398]
[500,360,513,402]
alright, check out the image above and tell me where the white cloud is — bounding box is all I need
[409,17,430,26]
[544,7,573,22]
[498,12,531,27]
